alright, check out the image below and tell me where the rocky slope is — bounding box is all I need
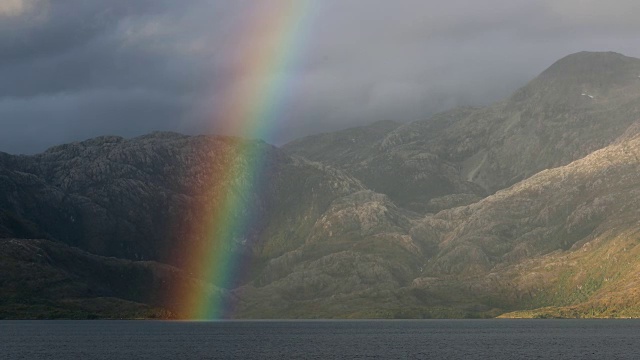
[242,52,640,317]
[415,122,640,313]
[233,122,640,318]
[2,51,640,318]
[0,132,384,317]
[285,52,640,212]
[0,133,363,265]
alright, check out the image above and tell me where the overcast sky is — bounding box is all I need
[2,0,640,154]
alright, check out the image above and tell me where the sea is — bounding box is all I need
[2,319,640,359]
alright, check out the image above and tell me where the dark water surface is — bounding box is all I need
[2,319,640,359]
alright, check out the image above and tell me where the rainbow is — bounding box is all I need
[172,1,317,320]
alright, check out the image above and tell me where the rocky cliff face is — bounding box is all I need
[3,51,640,318]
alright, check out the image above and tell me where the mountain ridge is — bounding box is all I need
[286,51,640,199]
[2,51,640,318]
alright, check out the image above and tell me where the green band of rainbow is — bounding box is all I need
[174,1,317,320]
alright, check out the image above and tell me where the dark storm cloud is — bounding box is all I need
[1,0,640,153]
[0,0,210,97]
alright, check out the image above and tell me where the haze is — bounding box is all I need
[2,0,640,154]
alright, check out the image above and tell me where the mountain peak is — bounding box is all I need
[538,51,639,80]
[508,51,640,105]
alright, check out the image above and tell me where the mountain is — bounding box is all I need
[1,238,181,319]
[414,123,640,317]
[0,133,363,264]
[3,51,640,318]
[285,51,640,211]
[237,121,640,318]
[0,132,370,317]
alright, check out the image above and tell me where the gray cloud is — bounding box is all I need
[1,0,640,153]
